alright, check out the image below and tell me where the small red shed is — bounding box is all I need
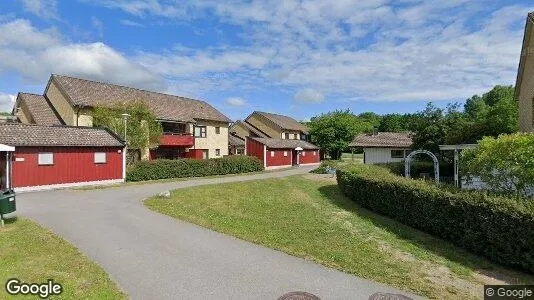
[246,137,320,170]
[0,123,125,191]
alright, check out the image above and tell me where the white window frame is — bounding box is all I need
[215,149,221,156]
[215,127,220,134]
[194,126,207,138]
[313,151,316,156]
[38,152,54,165]
[94,152,107,164]
[391,150,404,158]
[271,151,275,157]
[302,151,306,156]
[284,151,288,157]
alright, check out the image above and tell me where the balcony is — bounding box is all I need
[160,132,194,147]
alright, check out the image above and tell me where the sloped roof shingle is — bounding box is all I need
[228,134,245,147]
[250,137,319,150]
[349,132,413,148]
[249,111,309,133]
[50,74,231,123]
[0,123,124,147]
[15,93,63,125]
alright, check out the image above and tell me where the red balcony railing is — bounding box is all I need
[159,132,194,147]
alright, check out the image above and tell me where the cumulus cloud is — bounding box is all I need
[82,0,530,103]
[120,19,144,27]
[0,93,16,112]
[0,19,163,91]
[20,0,59,20]
[293,88,324,104]
[225,97,248,107]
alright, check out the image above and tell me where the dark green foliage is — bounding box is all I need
[336,164,534,272]
[126,156,264,181]
[310,160,340,174]
[376,161,454,178]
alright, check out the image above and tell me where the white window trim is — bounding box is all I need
[215,149,221,156]
[302,151,306,156]
[38,152,54,165]
[284,151,288,157]
[94,152,107,164]
[270,151,275,157]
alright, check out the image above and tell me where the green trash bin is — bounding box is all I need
[0,190,16,216]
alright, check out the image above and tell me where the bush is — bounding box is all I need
[336,164,534,272]
[311,160,340,174]
[462,133,534,197]
[126,156,264,181]
[376,161,454,178]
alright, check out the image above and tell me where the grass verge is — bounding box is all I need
[145,174,533,299]
[0,217,125,299]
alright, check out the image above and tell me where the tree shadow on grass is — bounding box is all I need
[317,184,534,283]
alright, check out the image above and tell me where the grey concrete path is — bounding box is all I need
[14,167,419,300]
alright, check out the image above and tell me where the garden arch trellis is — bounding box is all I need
[405,150,440,184]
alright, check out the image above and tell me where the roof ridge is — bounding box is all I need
[52,74,206,104]
[19,92,44,96]
[0,122,111,131]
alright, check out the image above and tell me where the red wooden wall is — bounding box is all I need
[185,149,204,159]
[12,146,123,188]
[246,138,264,164]
[300,149,320,164]
[266,148,292,167]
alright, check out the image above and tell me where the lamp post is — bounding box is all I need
[121,113,130,170]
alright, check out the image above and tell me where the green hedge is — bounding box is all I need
[126,156,264,181]
[376,161,454,178]
[336,164,534,272]
[311,160,340,174]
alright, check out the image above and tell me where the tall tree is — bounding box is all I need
[309,110,372,160]
[411,103,447,153]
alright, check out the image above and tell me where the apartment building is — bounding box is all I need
[13,74,231,160]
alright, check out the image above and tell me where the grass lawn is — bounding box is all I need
[0,218,125,299]
[145,174,533,299]
[341,152,364,163]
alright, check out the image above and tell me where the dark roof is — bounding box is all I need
[15,93,63,125]
[0,123,124,147]
[349,132,413,148]
[250,137,319,150]
[231,120,268,138]
[249,111,309,133]
[49,74,232,123]
[228,134,245,147]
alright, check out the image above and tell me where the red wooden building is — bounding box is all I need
[0,123,125,191]
[246,137,320,169]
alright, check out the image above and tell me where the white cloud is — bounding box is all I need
[225,97,248,107]
[20,0,59,20]
[120,19,144,27]
[0,93,16,112]
[0,19,163,91]
[294,88,324,104]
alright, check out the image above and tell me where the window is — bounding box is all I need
[302,151,306,156]
[215,149,221,156]
[391,150,404,158]
[293,134,298,139]
[94,152,107,164]
[313,151,316,156]
[215,127,220,134]
[38,153,54,165]
[285,133,290,139]
[194,126,207,138]
[271,151,275,157]
[284,151,288,157]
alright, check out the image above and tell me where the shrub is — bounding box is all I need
[462,133,534,197]
[311,160,340,174]
[376,161,454,178]
[336,164,534,272]
[126,156,264,181]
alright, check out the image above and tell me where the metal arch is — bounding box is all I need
[405,150,440,184]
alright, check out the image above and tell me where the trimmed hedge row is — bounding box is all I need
[336,164,534,272]
[126,155,264,181]
[376,161,454,178]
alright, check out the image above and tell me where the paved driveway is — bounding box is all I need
[15,167,418,300]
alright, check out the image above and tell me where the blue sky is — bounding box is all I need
[0,0,532,121]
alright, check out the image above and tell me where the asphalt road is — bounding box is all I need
[15,167,419,300]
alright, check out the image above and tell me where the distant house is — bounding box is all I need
[230,111,310,141]
[516,12,534,132]
[13,74,232,160]
[246,137,320,169]
[228,134,245,155]
[349,132,413,164]
[0,123,125,191]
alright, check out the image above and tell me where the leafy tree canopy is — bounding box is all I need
[309,110,373,160]
[92,101,162,150]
